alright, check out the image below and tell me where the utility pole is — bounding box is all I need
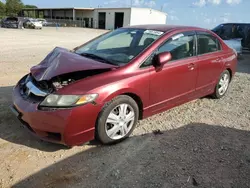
[130,0,133,7]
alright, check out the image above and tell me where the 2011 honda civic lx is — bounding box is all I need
[10,25,237,146]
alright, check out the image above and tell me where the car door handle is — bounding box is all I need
[188,63,195,70]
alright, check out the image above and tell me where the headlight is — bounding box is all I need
[39,94,98,107]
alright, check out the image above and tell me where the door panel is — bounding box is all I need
[140,31,198,114]
[195,32,224,96]
[148,57,198,113]
[196,52,224,93]
[146,31,198,112]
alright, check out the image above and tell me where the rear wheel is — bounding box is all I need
[96,95,139,144]
[212,70,231,99]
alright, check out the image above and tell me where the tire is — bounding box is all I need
[96,95,139,144]
[212,70,231,99]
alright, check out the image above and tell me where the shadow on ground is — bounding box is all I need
[13,123,250,188]
[0,86,67,152]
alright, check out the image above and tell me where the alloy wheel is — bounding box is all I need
[105,103,135,140]
[218,73,230,95]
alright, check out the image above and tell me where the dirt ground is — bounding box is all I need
[0,27,250,188]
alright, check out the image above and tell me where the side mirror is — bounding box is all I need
[154,51,172,67]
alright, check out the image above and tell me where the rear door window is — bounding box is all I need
[197,33,221,55]
[6,17,18,22]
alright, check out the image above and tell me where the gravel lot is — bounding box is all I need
[0,27,249,188]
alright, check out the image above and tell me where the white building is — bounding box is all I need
[21,7,167,30]
[94,8,167,29]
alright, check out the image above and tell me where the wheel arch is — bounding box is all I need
[226,68,232,82]
[100,89,144,120]
[94,91,144,142]
[122,92,143,120]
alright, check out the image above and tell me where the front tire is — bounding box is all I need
[96,95,139,144]
[212,70,231,99]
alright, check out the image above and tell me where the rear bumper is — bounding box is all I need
[11,82,102,146]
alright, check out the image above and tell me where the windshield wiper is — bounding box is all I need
[79,53,116,65]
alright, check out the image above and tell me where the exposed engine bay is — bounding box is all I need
[50,69,110,91]
[20,69,111,101]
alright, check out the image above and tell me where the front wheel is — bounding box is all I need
[212,70,231,99]
[96,95,139,144]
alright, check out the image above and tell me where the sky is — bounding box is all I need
[20,0,250,28]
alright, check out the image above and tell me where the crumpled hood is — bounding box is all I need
[30,47,116,81]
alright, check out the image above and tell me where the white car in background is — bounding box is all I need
[23,18,43,29]
[37,18,49,26]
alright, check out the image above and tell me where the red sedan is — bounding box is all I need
[10,25,237,146]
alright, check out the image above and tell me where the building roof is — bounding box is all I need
[22,7,94,11]
[132,7,167,15]
[95,7,167,15]
[22,7,166,15]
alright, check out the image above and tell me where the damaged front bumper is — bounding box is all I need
[10,75,102,146]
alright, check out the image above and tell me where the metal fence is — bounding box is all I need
[45,19,96,28]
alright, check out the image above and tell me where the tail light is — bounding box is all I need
[232,49,238,57]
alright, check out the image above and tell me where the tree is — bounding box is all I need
[23,5,38,18]
[24,4,37,8]
[0,1,6,16]
[5,0,23,16]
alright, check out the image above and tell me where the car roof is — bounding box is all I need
[220,23,250,25]
[124,24,205,32]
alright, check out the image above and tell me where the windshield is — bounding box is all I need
[75,28,164,66]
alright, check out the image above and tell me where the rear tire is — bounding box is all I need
[96,95,139,144]
[211,70,231,99]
